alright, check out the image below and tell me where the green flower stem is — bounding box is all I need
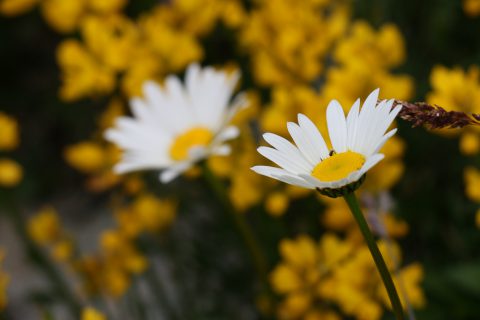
[200,162,269,290]
[343,192,405,320]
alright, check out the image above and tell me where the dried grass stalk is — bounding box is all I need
[391,100,480,129]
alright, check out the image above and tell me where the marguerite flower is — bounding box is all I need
[105,63,246,183]
[251,89,402,197]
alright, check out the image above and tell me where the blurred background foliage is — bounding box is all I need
[0,0,480,319]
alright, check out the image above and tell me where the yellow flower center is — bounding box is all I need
[169,127,213,161]
[311,151,365,182]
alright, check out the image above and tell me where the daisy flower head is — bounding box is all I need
[251,89,402,197]
[105,63,247,183]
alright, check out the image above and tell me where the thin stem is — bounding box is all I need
[343,192,405,320]
[200,162,269,290]
[144,263,182,320]
[1,195,82,316]
[377,211,416,320]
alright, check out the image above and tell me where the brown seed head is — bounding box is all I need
[389,100,480,129]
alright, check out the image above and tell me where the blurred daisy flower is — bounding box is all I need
[252,89,402,196]
[106,63,246,183]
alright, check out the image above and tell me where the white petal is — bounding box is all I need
[114,154,172,174]
[346,99,360,150]
[212,144,231,156]
[164,76,194,127]
[272,174,316,189]
[371,128,397,155]
[363,88,380,112]
[364,101,401,155]
[297,114,329,161]
[250,165,311,188]
[185,63,201,92]
[130,98,151,123]
[159,162,192,183]
[188,146,208,161]
[220,93,248,128]
[142,81,185,134]
[257,146,311,174]
[359,154,385,176]
[298,173,335,189]
[114,162,151,174]
[251,166,310,187]
[251,165,290,178]
[213,126,239,144]
[359,99,387,154]
[326,100,348,153]
[353,88,380,152]
[384,104,403,131]
[287,122,326,168]
[263,132,313,168]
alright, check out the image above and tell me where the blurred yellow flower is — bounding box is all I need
[321,196,409,239]
[463,0,480,16]
[222,131,279,212]
[28,206,61,245]
[323,21,413,108]
[377,263,426,310]
[139,14,203,73]
[427,65,480,114]
[271,234,424,320]
[460,130,480,155]
[321,198,354,231]
[0,158,22,187]
[322,63,413,108]
[261,86,329,139]
[85,229,148,297]
[0,250,9,310]
[57,40,115,101]
[98,97,125,131]
[241,0,349,87]
[334,22,406,70]
[65,142,107,173]
[100,230,147,274]
[131,195,176,232]
[52,239,74,262]
[265,192,289,216]
[0,0,37,16]
[87,0,125,14]
[363,136,406,192]
[82,307,106,320]
[27,207,76,263]
[0,112,19,151]
[81,14,138,72]
[40,0,86,33]
[102,266,130,297]
[219,0,246,28]
[465,166,480,202]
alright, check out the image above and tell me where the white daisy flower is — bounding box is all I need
[251,89,402,196]
[105,63,247,183]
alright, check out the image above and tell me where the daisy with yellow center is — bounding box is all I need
[252,88,402,194]
[252,88,407,320]
[105,63,246,183]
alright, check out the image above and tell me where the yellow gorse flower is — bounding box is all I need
[271,234,425,320]
[81,307,106,320]
[0,158,22,187]
[0,112,19,151]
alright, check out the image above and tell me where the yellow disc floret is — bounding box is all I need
[311,151,365,182]
[169,127,213,161]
